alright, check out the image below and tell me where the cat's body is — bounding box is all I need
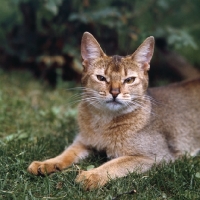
[28,32,200,190]
[77,79,200,160]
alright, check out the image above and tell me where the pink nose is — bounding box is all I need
[110,88,120,98]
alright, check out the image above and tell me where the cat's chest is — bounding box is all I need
[82,114,135,158]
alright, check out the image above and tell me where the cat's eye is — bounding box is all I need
[124,77,136,84]
[97,75,106,82]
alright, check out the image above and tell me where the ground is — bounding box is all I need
[0,70,200,199]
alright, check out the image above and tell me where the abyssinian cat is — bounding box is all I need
[28,32,200,190]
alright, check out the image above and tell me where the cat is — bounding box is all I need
[28,32,200,190]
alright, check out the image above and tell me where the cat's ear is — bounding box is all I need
[81,32,106,67]
[132,36,155,71]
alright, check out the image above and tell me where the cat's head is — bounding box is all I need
[80,32,154,113]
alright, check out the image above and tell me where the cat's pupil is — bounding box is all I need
[97,75,106,82]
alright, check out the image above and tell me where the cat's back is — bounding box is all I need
[148,78,200,107]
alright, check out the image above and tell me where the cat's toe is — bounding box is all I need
[75,170,108,190]
[28,161,43,175]
[28,161,62,175]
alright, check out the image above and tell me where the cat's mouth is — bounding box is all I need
[106,99,123,105]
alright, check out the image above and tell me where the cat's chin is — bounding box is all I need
[106,101,123,111]
[104,100,132,113]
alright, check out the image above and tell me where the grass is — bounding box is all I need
[0,70,200,200]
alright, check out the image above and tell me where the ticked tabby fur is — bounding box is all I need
[28,32,200,190]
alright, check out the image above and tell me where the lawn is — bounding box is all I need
[0,70,200,200]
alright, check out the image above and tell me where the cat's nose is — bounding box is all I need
[110,88,120,99]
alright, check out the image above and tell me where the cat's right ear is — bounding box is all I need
[81,32,105,68]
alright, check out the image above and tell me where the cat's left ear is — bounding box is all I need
[81,32,106,68]
[132,36,155,71]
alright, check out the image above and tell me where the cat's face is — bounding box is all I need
[80,32,154,112]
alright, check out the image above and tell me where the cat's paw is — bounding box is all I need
[75,170,108,190]
[28,160,63,175]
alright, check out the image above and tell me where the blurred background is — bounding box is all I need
[0,0,200,87]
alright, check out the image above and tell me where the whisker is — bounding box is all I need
[84,99,101,109]
[66,86,104,108]
[66,86,160,115]
[132,100,156,115]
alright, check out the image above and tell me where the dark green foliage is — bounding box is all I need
[0,0,200,64]
[0,71,199,199]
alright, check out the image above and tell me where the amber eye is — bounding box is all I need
[124,77,136,84]
[97,75,106,82]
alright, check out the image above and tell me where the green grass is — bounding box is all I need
[0,70,200,200]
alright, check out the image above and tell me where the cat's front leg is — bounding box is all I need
[28,142,90,175]
[75,155,154,190]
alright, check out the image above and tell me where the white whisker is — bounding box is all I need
[65,85,159,115]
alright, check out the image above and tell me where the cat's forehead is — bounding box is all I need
[94,55,140,75]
